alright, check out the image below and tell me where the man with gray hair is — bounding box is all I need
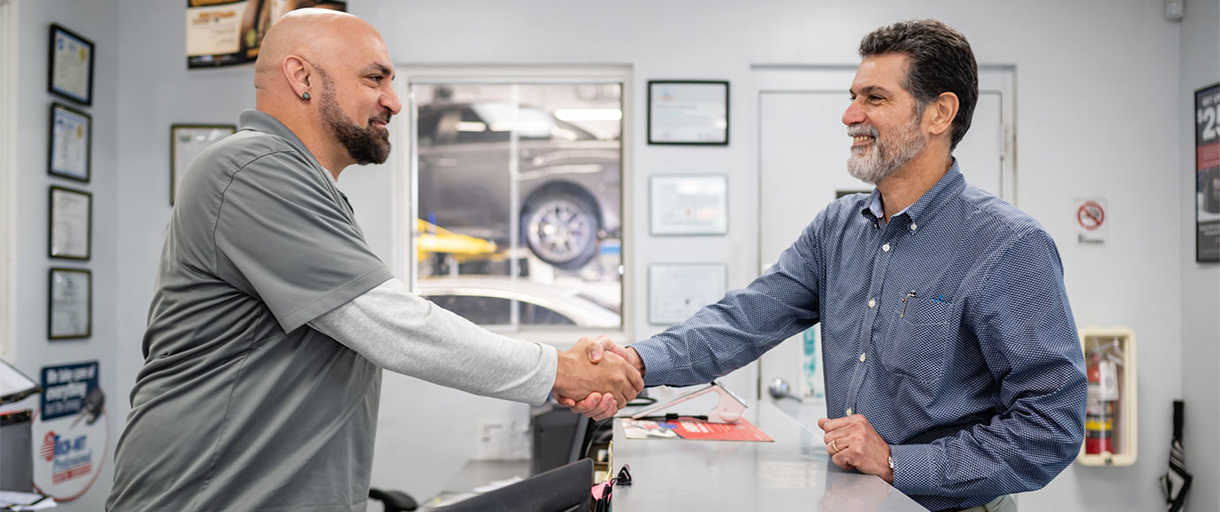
[564,19,1086,512]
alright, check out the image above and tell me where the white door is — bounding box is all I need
[754,66,1014,402]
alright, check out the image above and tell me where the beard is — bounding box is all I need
[846,110,926,185]
[318,76,392,166]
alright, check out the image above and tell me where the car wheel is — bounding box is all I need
[523,191,600,270]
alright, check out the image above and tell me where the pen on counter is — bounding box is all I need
[900,290,917,318]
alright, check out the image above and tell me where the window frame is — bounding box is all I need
[0,0,16,358]
[394,66,635,345]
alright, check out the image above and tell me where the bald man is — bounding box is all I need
[107,10,640,511]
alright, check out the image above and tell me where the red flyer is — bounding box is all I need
[620,417,773,442]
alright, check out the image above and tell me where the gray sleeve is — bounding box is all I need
[308,278,559,405]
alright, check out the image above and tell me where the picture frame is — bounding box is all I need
[48,102,91,182]
[48,267,91,340]
[1194,83,1220,263]
[171,124,236,205]
[647,80,729,145]
[648,263,728,325]
[48,186,91,261]
[649,174,729,236]
[48,23,95,106]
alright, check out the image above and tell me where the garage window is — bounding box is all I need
[409,81,623,330]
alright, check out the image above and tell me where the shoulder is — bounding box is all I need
[956,184,1047,246]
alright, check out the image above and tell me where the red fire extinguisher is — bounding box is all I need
[1085,350,1119,454]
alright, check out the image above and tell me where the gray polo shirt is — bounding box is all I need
[108,110,394,511]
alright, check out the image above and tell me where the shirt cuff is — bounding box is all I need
[629,340,672,387]
[890,443,943,496]
[529,343,560,406]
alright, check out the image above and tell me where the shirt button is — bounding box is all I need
[910,223,918,231]
[868,299,876,308]
[859,353,867,362]
[846,408,853,415]
[882,243,891,252]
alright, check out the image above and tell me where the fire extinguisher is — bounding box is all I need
[1085,350,1119,454]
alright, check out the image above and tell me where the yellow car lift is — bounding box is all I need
[416,218,500,262]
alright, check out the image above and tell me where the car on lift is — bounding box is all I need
[415,102,621,270]
[417,276,621,328]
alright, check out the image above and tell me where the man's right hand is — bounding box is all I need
[552,336,644,419]
[555,336,645,419]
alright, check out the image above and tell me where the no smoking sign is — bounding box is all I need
[1075,198,1107,245]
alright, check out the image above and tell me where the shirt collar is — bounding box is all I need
[239,110,319,166]
[860,158,966,225]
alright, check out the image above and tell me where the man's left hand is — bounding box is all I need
[817,414,894,484]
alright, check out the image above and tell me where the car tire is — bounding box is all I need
[522,190,600,270]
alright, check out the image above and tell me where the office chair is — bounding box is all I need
[433,458,593,512]
[368,487,418,512]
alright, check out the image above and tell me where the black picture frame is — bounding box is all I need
[48,23,95,106]
[1195,83,1220,263]
[170,124,236,205]
[647,80,730,146]
[48,102,92,183]
[48,267,91,340]
[48,185,92,261]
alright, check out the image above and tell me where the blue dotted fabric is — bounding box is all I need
[632,161,1087,510]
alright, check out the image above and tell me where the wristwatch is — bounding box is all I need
[888,455,894,470]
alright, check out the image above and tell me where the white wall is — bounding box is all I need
[1180,1,1220,511]
[3,1,1204,511]
[9,1,120,510]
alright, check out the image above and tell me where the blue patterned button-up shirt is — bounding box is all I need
[632,161,1087,510]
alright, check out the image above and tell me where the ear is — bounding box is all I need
[925,91,959,139]
[282,55,313,99]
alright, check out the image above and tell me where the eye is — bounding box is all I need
[868,95,883,103]
[368,75,384,84]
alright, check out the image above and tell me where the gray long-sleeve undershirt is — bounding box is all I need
[309,277,559,405]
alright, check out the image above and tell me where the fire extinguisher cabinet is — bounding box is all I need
[1076,326,1138,466]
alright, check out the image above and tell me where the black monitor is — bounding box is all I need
[532,408,594,475]
[434,458,593,512]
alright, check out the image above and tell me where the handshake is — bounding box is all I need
[551,336,645,420]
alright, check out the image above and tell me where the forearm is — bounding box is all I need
[309,278,557,405]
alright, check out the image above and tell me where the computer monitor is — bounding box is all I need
[532,408,596,475]
[434,458,593,512]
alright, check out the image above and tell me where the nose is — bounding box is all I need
[382,87,402,116]
[842,99,865,126]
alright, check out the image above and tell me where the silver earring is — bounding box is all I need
[302,92,310,100]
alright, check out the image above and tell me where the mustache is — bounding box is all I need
[846,123,878,138]
[370,109,393,126]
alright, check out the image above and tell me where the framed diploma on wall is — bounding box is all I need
[48,268,91,340]
[647,80,729,145]
[48,23,95,106]
[648,263,728,325]
[649,174,729,236]
[48,186,91,261]
[49,102,92,182]
[171,124,236,204]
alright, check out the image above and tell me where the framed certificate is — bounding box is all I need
[648,81,729,145]
[171,124,236,204]
[48,268,91,340]
[49,102,91,182]
[648,263,728,325]
[49,186,91,260]
[48,24,95,106]
[650,174,728,236]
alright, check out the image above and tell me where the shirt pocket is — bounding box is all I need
[881,297,955,382]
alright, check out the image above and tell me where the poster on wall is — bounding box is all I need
[186,0,347,69]
[1196,83,1220,262]
[32,361,108,502]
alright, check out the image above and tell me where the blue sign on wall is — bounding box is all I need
[39,361,99,422]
